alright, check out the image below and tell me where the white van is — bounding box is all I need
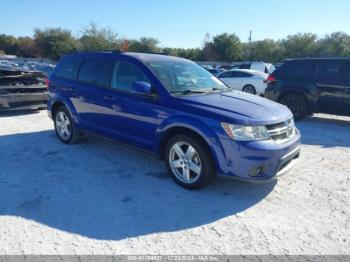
[231,62,275,74]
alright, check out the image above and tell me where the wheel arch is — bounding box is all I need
[155,118,225,171]
[50,99,78,123]
[278,89,313,113]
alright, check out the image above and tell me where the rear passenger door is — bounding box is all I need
[75,57,114,128]
[316,61,350,115]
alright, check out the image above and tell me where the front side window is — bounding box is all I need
[146,60,227,93]
[54,59,81,80]
[111,61,150,91]
[78,58,112,87]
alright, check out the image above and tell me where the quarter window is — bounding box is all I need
[111,61,150,91]
[54,59,81,80]
[324,62,346,81]
[78,58,112,87]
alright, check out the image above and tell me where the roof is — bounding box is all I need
[285,57,350,61]
[63,51,188,63]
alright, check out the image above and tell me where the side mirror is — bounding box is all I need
[132,81,153,95]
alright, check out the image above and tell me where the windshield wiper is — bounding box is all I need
[170,90,208,95]
[208,87,233,93]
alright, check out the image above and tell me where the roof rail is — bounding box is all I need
[65,50,122,56]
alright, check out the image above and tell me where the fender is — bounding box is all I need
[49,94,79,124]
[154,115,227,168]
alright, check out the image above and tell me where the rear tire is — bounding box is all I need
[53,106,81,144]
[279,94,308,121]
[165,134,215,189]
[242,85,256,95]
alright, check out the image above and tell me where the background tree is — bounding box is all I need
[79,22,120,51]
[317,32,350,57]
[34,28,77,60]
[17,37,41,57]
[128,37,160,53]
[280,33,318,59]
[246,39,284,63]
[0,34,19,55]
[211,33,242,62]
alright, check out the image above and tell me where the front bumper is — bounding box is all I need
[0,92,48,110]
[218,128,301,183]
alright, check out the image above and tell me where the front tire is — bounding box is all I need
[165,134,215,189]
[279,94,308,121]
[53,106,80,144]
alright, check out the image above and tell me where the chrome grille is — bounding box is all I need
[266,119,295,143]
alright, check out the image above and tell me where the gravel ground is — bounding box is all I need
[0,110,349,255]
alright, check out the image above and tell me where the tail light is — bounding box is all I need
[44,79,50,87]
[264,75,276,84]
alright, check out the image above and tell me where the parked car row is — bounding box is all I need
[0,60,56,77]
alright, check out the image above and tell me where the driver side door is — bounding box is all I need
[107,60,160,150]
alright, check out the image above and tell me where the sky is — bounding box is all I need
[1,0,350,48]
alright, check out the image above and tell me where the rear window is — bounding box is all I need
[78,58,112,87]
[53,59,81,80]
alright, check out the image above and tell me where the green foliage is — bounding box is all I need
[163,47,203,60]
[34,28,78,60]
[317,32,350,57]
[244,39,284,63]
[128,37,160,53]
[79,22,120,51]
[17,37,41,57]
[0,34,18,55]
[212,33,242,62]
[280,33,318,58]
[1,26,350,63]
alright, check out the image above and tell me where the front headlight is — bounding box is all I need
[221,123,270,141]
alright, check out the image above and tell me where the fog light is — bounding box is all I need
[249,166,266,177]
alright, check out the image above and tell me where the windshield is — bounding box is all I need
[146,60,228,94]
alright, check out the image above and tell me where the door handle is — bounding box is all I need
[103,95,115,101]
[64,86,76,92]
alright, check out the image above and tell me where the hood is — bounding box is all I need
[177,91,293,125]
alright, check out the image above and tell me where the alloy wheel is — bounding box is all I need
[55,111,72,141]
[169,141,202,184]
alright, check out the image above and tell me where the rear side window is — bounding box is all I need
[54,59,81,80]
[240,63,251,69]
[78,58,112,87]
[323,61,348,81]
[233,71,252,78]
[276,61,312,79]
[111,61,150,91]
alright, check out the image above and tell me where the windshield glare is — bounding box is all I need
[146,60,228,93]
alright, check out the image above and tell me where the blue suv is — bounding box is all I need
[47,51,301,189]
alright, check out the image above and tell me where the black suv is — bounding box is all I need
[265,58,350,120]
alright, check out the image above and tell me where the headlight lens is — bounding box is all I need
[221,123,270,141]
